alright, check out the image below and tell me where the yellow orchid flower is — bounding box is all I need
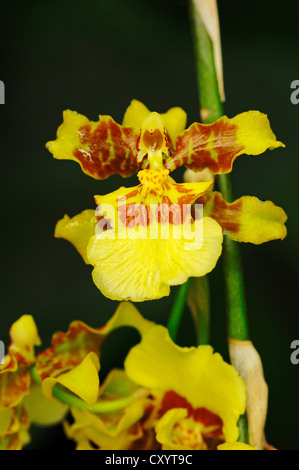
[0,305,153,450]
[0,315,71,450]
[47,100,287,301]
[0,316,42,449]
[64,370,153,450]
[34,302,152,406]
[39,302,245,451]
[46,99,283,180]
[0,316,40,411]
[34,303,155,450]
[124,315,246,450]
[0,405,31,450]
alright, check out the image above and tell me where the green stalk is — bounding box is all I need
[167,279,191,341]
[189,0,249,342]
[189,0,249,441]
[187,277,210,345]
[189,1,223,123]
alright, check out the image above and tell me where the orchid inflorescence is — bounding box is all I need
[0,99,286,450]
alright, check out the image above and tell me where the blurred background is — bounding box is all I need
[1,0,298,450]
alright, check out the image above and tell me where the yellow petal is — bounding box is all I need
[94,171,213,209]
[155,408,189,450]
[122,99,151,130]
[23,383,68,426]
[99,301,154,338]
[65,397,147,450]
[87,216,222,301]
[67,419,143,450]
[0,407,30,450]
[125,325,246,442]
[123,100,187,150]
[74,439,95,450]
[56,169,220,301]
[201,191,287,244]
[217,442,255,450]
[0,409,15,436]
[161,107,187,148]
[0,366,31,409]
[55,210,97,263]
[228,196,287,244]
[233,111,284,155]
[35,301,153,400]
[47,109,90,161]
[42,352,100,408]
[9,315,41,365]
[85,170,220,301]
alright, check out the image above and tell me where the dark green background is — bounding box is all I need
[1,0,298,450]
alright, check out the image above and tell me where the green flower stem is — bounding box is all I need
[167,279,191,341]
[189,1,223,123]
[189,0,249,342]
[238,413,249,444]
[168,275,210,345]
[187,277,210,345]
[189,0,249,441]
[217,175,249,340]
[30,365,146,414]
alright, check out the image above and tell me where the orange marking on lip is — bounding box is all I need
[126,189,139,199]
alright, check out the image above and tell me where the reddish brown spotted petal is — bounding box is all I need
[35,322,106,381]
[46,110,141,180]
[0,316,40,409]
[35,302,152,382]
[165,112,284,174]
[199,191,287,244]
[0,354,31,409]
